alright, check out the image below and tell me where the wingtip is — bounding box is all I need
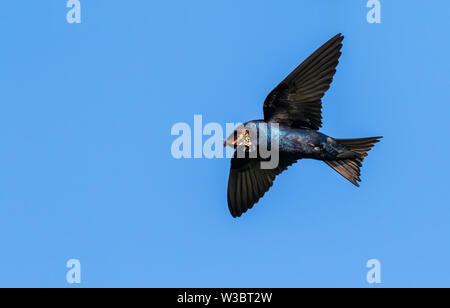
[373,136,383,143]
[329,33,344,46]
[230,211,241,219]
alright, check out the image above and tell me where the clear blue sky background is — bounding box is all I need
[1,1,449,287]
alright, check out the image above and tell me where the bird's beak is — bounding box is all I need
[223,140,227,147]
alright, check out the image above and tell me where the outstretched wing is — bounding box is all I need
[263,33,344,130]
[227,153,299,218]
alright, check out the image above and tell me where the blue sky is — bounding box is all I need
[1,1,449,287]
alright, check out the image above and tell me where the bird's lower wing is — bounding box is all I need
[227,153,299,218]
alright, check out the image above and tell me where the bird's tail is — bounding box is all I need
[324,137,382,187]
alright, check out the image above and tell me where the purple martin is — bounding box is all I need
[224,34,382,218]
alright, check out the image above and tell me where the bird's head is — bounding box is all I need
[224,122,260,150]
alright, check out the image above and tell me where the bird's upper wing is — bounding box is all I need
[263,33,344,130]
[227,153,299,218]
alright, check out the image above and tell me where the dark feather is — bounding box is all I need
[263,33,344,130]
[227,153,299,218]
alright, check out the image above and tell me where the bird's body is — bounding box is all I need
[236,120,345,160]
[224,34,382,218]
[278,128,338,160]
[269,124,342,160]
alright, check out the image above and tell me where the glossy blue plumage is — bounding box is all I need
[246,120,348,161]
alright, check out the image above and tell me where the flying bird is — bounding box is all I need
[224,33,382,218]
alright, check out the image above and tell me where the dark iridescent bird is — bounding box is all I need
[224,33,382,218]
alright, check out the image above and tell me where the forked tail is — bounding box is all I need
[324,137,382,187]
